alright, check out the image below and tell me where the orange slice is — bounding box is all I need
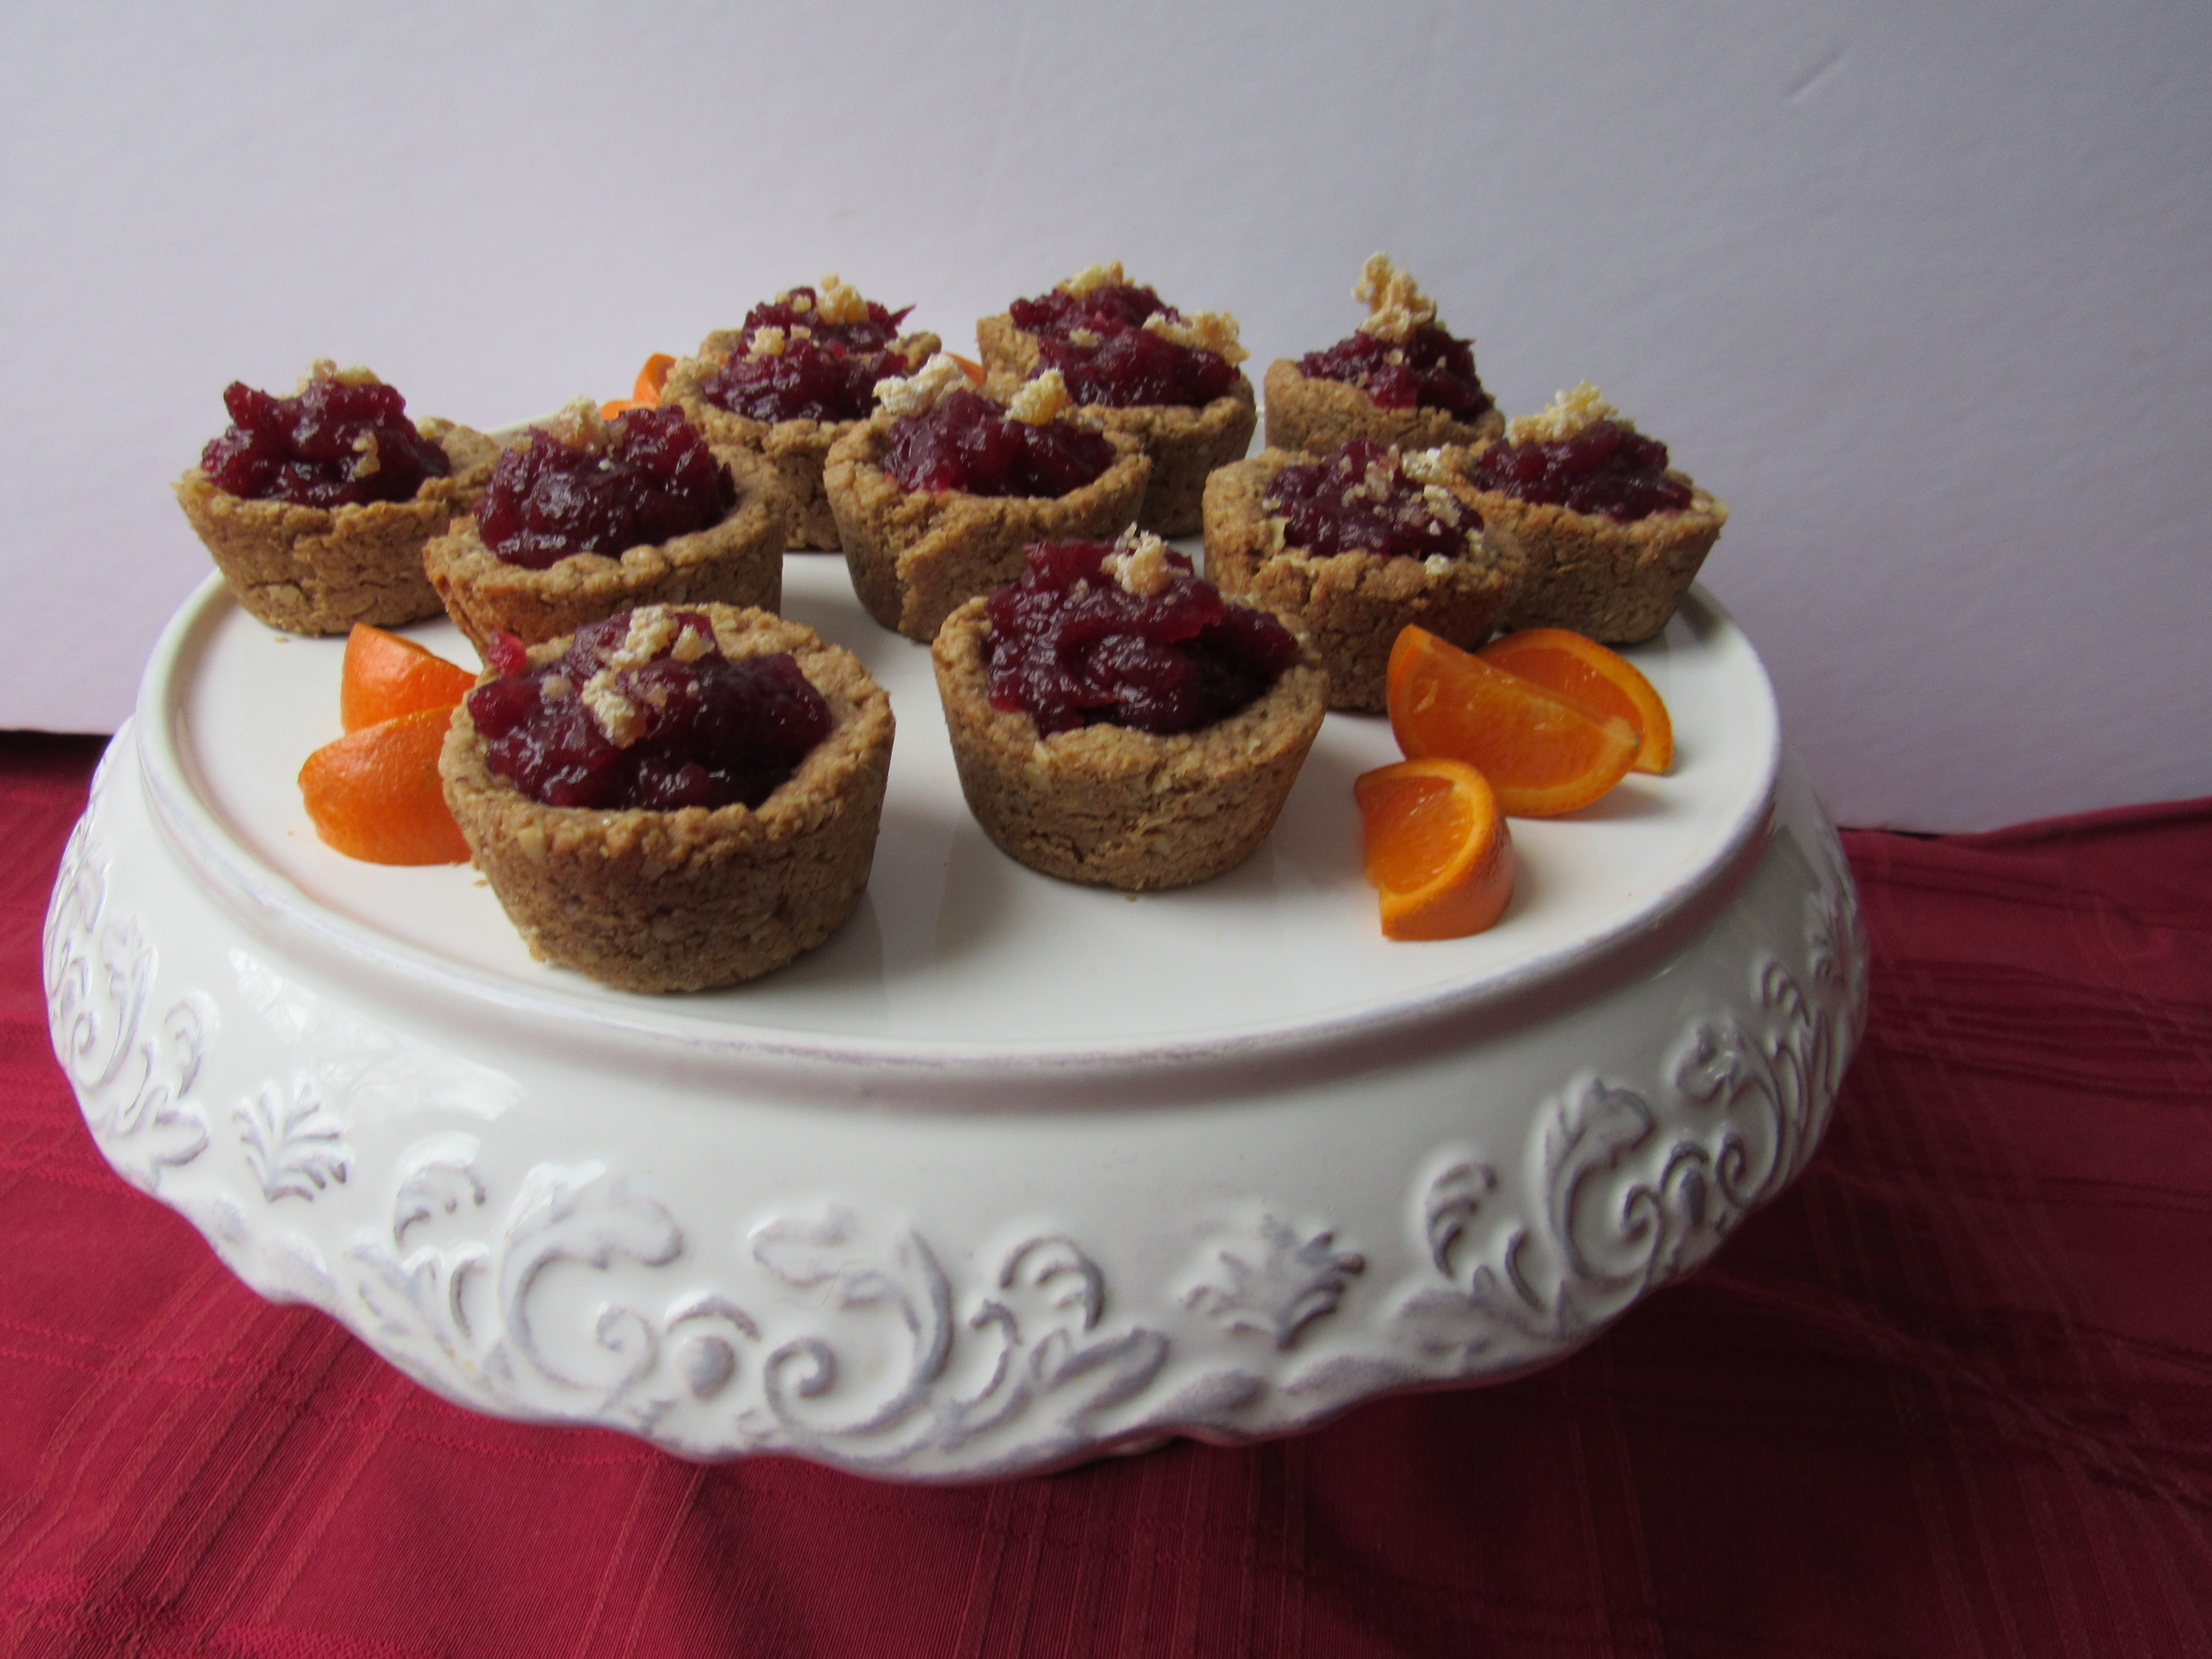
[1387,625,1638,817]
[300,708,471,865]
[950,354,987,387]
[1355,758,1515,940]
[1478,628,1671,774]
[340,625,478,734]
[601,352,675,419]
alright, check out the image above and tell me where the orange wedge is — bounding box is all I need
[601,352,675,420]
[950,354,987,387]
[340,625,478,734]
[1478,628,1671,774]
[1356,758,1515,940]
[1387,625,1638,817]
[300,708,471,865]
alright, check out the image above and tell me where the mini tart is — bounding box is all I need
[931,596,1327,891]
[176,419,501,635]
[1464,460,1729,645]
[441,605,894,993]
[663,324,940,552]
[423,447,789,657]
[823,418,1150,643]
[1262,358,1504,457]
[1202,448,1522,713]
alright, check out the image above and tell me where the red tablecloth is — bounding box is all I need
[2,731,2208,1657]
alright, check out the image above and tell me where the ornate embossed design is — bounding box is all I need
[235,1077,351,1202]
[1183,1217,1367,1349]
[746,1214,1168,1471]
[1399,844,1864,1369]
[43,817,216,1192]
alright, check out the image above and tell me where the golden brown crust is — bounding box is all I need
[1202,450,1522,712]
[176,419,501,635]
[422,447,789,657]
[1466,465,1729,644]
[931,598,1327,890]
[823,417,1150,642]
[663,327,941,551]
[1262,359,1505,456]
[440,605,894,993]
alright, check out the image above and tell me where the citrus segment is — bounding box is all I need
[1386,625,1638,817]
[1478,628,1671,773]
[300,708,471,865]
[1355,758,1515,940]
[340,625,478,733]
[601,352,675,419]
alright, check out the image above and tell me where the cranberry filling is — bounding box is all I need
[1009,283,1167,337]
[986,541,1300,737]
[1468,421,1692,522]
[882,389,1116,498]
[469,612,831,811]
[1035,325,1235,410]
[1265,439,1474,561]
[741,287,913,356]
[200,375,451,509]
[1297,325,1493,418]
[703,338,912,424]
[475,407,736,571]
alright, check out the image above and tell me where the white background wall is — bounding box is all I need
[2,0,2205,830]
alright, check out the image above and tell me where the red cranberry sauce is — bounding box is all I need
[475,407,736,571]
[1297,325,1493,418]
[702,337,911,424]
[1264,439,1475,562]
[200,374,451,508]
[468,611,831,811]
[882,389,1116,499]
[1036,326,1235,410]
[742,287,913,356]
[1009,283,1166,337]
[986,541,1300,737]
[1469,421,1692,522]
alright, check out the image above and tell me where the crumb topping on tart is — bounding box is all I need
[1505,382,1622,445]
[1007,369,1073,426]
[1353,253,1440,344]
[1100,527,1174,597]
[1060,261,1130,298]
[1140,309,1250,366]
[199,361,453,509]
[1264,438,1478,561]
[874,352,973,420]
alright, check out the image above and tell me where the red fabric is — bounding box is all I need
[2,731,2209,1657]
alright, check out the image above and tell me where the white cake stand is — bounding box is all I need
[46,558,1864,1480]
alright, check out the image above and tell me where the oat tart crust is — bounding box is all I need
[1202,449,1523,713]
[1471,479,1729,645]
[441,605,894,993]
[423,447,790,656]
[931,596,1328,891]
[177,419,502,635]
[1261,359,1505,457]
[824,418,1150,643]
[664,325,941,552]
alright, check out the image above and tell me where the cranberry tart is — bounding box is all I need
[177,361,499,634]
[662,276,939,552]
[423,401,787,656]
[1263,255,1505,456]
[823,355,1150,642]
[441,604,893,992]
[977,263,1256,537]
[1461,383,1728,644]
[932,533,1326,890]
[1203,439,1520,711]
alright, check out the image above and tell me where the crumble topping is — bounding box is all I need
[1142,309,1249,366]
[1059,260,1130,297]
[1398,447,1454,486]
[811,274,870,326]
[1102,528,1174,597]
[1007,369,1072,426]
[873,352,971,420]
[350,431,383,479]
[1506,382,1624,445]
[538,397,620,455]
[540,673,573,702]
[1068,327,1103,349]
[580,670,646,748]
[297,360,384,393]
[1353,254,1439,343]
[747,327,789,358]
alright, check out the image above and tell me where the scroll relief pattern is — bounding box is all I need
[44,817,216,1193]
[347,1155,1167,1471]
[1396,837,1866,1373]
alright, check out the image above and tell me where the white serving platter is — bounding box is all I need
[47,553,1865,1479]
